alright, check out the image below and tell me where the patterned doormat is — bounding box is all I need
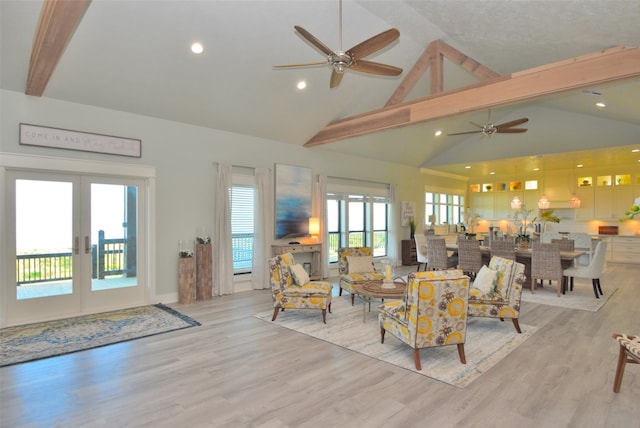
[255,297,537,388]
[0,304,200,367]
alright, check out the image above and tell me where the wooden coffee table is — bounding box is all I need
[353,279,406,322]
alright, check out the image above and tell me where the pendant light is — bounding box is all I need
[511,195,522,210]
[538,194,550,209]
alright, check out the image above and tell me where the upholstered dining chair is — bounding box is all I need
[457,238,483,279]
[414,233,429,271]
[612,333,640,392]
[425,238,457,270]
[338,247,384,305]
[268,253,333,323]
[531,242,564,296]
[563,240,608,298]
[490,239,516,261]
[379,269,470,370]
[468,256,526,333]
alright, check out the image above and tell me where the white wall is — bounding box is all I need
[1,89,467,300]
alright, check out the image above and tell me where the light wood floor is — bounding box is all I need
[2,264,639,427]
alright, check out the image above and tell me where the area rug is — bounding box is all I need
[0,304,200,367]
[254,298,537,388]
[521,281,619,312]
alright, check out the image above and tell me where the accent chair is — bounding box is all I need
[338,247,384,305]
[268,253,333,323]
[468,256,526,333]
[379,269,470,370]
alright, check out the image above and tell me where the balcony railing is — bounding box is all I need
[16,230,131,286]
[232,233,253,271]
[327,231,387,263]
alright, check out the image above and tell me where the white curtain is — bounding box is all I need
[251,167,272,289]
[315,175,328,278]
[214,163,234,295]
[389,183,399,266]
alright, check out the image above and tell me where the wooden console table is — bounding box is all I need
[271,243,323,280]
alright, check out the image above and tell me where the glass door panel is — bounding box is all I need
[90,183,137,291]
[15,179,74,300]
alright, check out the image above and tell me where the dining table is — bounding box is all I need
[445,243,585,290]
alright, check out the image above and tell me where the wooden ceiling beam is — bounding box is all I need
[305,46,640,147]
[26,0,91,97]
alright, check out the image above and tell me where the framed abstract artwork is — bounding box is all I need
[275,164,312,239]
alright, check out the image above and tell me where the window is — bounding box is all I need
[425,191,464,226]
[326,178,390,263]
[230,176,255,273]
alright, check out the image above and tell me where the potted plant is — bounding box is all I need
[409,217,416,239]
[514,206,534,248]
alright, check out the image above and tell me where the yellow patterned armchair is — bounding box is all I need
[338,247,384,305]
[379,269,470,370]
[467,256,526,333]
[268,253,333,323]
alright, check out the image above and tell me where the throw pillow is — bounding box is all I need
[289,263,310,286]
[473,265,499,295]
[346,255,374,273]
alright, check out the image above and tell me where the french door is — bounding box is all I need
[4,170,148,326]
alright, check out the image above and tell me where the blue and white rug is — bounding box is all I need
[255,297,536,388]
[0,304,200,367]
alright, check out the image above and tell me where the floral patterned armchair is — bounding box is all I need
[379,269,470,371]
[467,256,526,333]
[338,247,384,305]
[268,253,333,323]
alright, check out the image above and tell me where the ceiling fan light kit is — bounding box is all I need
[448,110,529,137]
[274,0,402,88]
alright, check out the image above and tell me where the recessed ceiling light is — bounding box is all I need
[465,165,471,169]
[297,80,307,90]
[632,149,640,153]
[191,42,204,54]
[489,171,495,175]
[576,164,584,168]
[434,130,442,137]
[533,167,540,171]
[596,102,606,108]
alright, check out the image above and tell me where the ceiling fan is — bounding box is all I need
[273,0,403,88]
[448,110,529,137]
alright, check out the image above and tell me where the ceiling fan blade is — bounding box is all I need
[496,117,529,129]
[350,60,402,76]
[447,130,483,136]
[470,121,484,129]
[294,25,334,56]
[273,61,328,69]
[497,128,528,133]
[330,70,344,88]
[346,28,400,60]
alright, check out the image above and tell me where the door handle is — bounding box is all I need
[74,236,79,255]
[85,236,91,254]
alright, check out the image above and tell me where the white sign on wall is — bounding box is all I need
[19,123,141,158]
[401,201,416,226]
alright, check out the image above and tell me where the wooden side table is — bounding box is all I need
[196,243,212,300]
[178,257,196,304]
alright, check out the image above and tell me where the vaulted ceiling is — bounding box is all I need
[2,0,640,177]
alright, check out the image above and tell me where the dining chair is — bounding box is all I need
[612,333,640,393]
[563,240,608,298]
[531,242,564,296]
[457,238,483,279]
[414,233,429,272]
[490,239,516,261]
[425,238,458,270]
